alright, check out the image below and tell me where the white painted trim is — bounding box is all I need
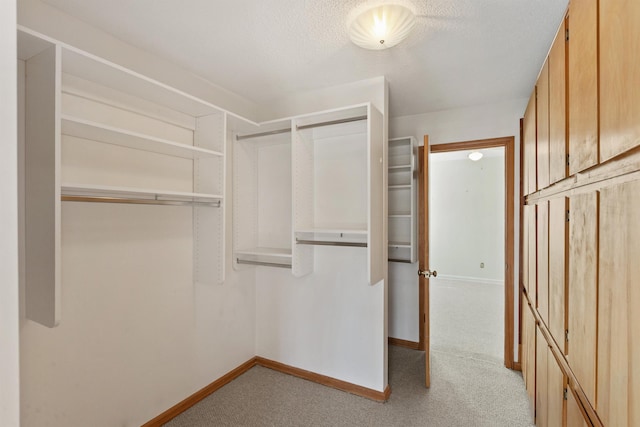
[435,274,504,286]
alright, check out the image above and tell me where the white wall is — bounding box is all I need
[430,153,505,283]
[388,98,526,358]
[0,1,20,425]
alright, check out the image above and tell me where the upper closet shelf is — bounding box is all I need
[61,46,223,117]
[61,115,223,159]
[62,184,222,206]
[389,164,411,171]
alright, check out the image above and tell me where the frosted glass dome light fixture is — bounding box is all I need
[348,4,416,50]
[468,151,483,161]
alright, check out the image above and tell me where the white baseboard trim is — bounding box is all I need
[435,274,504,286]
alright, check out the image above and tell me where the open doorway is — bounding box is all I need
[420,137,515,370]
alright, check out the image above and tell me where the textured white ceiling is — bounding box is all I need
[40,0,568,118]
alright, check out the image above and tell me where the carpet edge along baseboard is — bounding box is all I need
[142,356,390,426]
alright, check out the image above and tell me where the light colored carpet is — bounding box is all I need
[430,277,505,364]
[165,345,533,426]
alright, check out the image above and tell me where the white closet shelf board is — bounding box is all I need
[389,185,411,189]
[389,242,411,248]
[389,164,411,171]
[235,247,292,258]
[389,214,411,218]
[295,227,368,235]
[61,115,223,159]
[61,46,223,118]
[62,184,222,202]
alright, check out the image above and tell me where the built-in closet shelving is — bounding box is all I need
[231,103,384,285]
[18,27,227,328]
[292,104,384,285]
[388,137,417,263]
[231,118,293,269]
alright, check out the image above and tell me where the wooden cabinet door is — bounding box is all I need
[549,18,567,184]
[568,0,598,174]
[549,197,567,352]
[537,201,549,325]
[523,302,537,418]
[536,327,549,427]
[547,350,564,427]
[600,0,640,161]
[597,180,640,426]
[567,386,589,427]
[523,90,537,194]
[537,61,550,190]
[568,192,598,405]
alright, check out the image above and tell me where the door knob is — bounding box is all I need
[418,269,437,278]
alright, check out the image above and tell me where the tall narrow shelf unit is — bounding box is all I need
[231,119,293,269]
[292,104,384,285]
[388,137,417,263]
[18,28,227,327]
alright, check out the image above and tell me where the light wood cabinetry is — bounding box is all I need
[521,2,640,426]
[537,61,550,190]
[599,0,640,162]
[597,180,640,427]
[523,90,537,195]
[568,0,599,174]
[549,19,567,184]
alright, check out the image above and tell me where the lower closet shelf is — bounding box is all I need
[294,228,368,248]
[235,247,292,269]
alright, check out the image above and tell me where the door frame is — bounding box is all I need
[420,136,516,369]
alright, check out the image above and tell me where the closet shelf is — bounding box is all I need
[61,184,222,206]
[235,247,292,269]
[389,241,411,248]
[62,115,223,159]
[235,247,292,258]
[389,213,411,218]
[295,227,367,235]
[389,185,411,190]
[389,164,411,171]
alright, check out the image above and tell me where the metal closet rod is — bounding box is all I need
[235,114,368,141]
[61,195,221,208]
[296,238,367,248]
[296,115,368,131]
[236,259,292,268]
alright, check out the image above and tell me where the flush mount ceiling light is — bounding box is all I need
[468,151,483,161]
[348,4,416,50]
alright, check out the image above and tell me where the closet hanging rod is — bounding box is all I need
[235,127,291,141]
[295,239,367,248]
[388,258,413,264]
[236,259,292,268]
[61,195,221,207]
[296,115,368,131]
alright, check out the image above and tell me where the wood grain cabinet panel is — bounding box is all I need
[528,205,538,306]
[537,61,550,190]
[549,18,567,184]
[536,327,549,427]
[549,197,568,353]
[597,180,640,427]
[523,302,537,419]
[600,0,640,162]
[567,386,589,427]
[568,192,598,406]
[537,200,549,325]
[547,350,565,427]
[568,0,599,174]
[524,90,537,194]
